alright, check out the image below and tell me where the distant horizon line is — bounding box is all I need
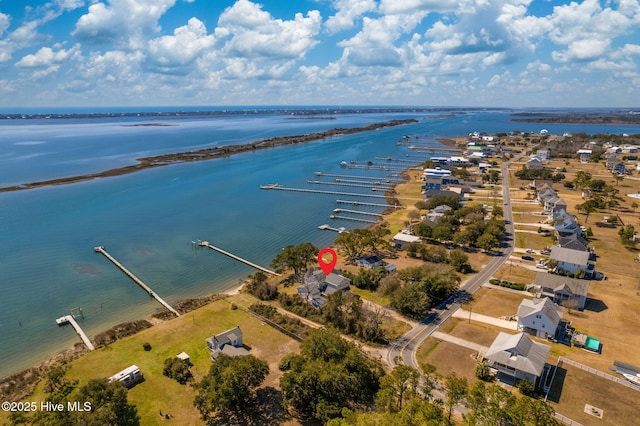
[1,105,638,116]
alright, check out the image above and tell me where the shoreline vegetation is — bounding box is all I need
[0,118,417,193]
[511,112,640,126]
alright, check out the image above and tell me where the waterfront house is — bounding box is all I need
[483,332,551,387]
[206,326,249,361]
[531,272,590,310]
[516,297,563,339]
[298,269,351,308]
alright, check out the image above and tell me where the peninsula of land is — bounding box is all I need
[0,118,416,193]
[511,111,640,126]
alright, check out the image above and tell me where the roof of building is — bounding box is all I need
[484,332,551,377]
[533,272,590,297]
[207,326,242,349]
[392,232,421,243]
[517,297,563,326]
[550,246,590,265]
[325,272,350,290]
[357,255,382,264]
[558,234,589,251]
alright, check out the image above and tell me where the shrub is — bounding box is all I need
[142,342,152,351]
[517,379,535,397]
[163,357,192,384]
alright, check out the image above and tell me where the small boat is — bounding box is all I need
[623,373,640,386]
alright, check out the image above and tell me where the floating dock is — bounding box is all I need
[94,246,180,317]
[56,315,95,351]
[196,241,281,276]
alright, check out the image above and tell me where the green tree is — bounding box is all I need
[632,201,639,212]
[70,378,139,426]
[375,365,421,412]
[477,233,500,252]
[280,328,382,422]
[450,249,472,273]
[245,271,278,300]
[474,361,491,381]
[444,373,468,421]
[195,354,269,422]
[163,357,192,384]
[270,242,318,277]
[334,228,371,261]
[618,224,636,248]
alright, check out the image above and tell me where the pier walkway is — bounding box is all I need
[333,208,383,217]
[56,315,95,351]
[260,184,423,201]
[336,199,402,209]
[314,172,403,182]
[307,180,392,190]
[197,241,281,277]
[94,246,180,317]
[330,214,377,224]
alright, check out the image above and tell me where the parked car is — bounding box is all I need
[521,255,535,261]
[526,249,535,253]
[536,263,547,269]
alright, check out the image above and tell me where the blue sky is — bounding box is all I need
[0,0,639,108]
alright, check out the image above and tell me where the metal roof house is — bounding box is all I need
[517,297,563,339]
[550,246,595,278]
[483,332,551,387]
[297,269,350,308]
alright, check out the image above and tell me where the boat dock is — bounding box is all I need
[336,199,402,209]
[333,208,383,217]
[314,172,403,183]
[330,214,378,224]
[307,180,391,190]
[94,246,180,317]
[318,224,347,233]
[196,241,281,276]
[56,315,95,351]
[408,146,462,153]
[260,184,423,201]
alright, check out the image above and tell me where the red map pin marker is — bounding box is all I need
[318,248,337,275]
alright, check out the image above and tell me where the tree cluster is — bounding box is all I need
[195,354,269,423]
[280,328,383,422]
[515,166,564,182]
[270,242,318,278]
[162,357,192,384]
[334,224,391,261]
[388,265,460,318]
[245,271,278,300]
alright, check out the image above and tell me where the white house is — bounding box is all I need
[549,245,595,278]
[516,298,563,339]
[483,332,551,387]
[356,255,383,269]
[206,326,249,361]
[526,157,543,170]
[392,232,421,248]
[577,149,592,162]
[532,272,590,310]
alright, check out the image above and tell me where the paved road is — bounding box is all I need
[387,159,517,370]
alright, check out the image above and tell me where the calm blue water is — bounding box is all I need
[0,109,638,378]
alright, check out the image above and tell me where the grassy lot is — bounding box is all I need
[446,318,500,348]
[491,263,537,284]
[466,287,531,318]
[416,337,479,383]
[547,364,638,426]
[3,296,301,426]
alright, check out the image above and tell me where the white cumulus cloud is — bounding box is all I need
[325,0,376,34]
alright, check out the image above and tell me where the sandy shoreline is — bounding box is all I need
[0,118,417,193]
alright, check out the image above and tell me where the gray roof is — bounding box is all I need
[558,234,589,251]
[484,332,551,376]
[325,272,350,292]
[533,272,590,297]
[517,297,563,326]
[550,245,590,266]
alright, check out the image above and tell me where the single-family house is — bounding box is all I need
[536,149,550,161]
[532,272,590,310]
[526,157,543,170]
[425,205,453,223]
[392,232,421,248]
[483,332,551,387]
[516,298,563,339]
[356,255,383,269]
[109,365,144,388]
[206,326,249,361]
[423,189,461,200]
[553,217,581,237]
[423,177,443,191]
[558,233,589,252]
[297,269,351,308]
[612,162,626,175]
[423,167,452,180]
[549,245,595,278]
[548,208,574,223]
[577,149,592,162]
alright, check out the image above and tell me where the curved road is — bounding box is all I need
[387,160,516,369]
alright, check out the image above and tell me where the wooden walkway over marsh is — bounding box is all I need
[196,241,281,276]
[94,246,180,317]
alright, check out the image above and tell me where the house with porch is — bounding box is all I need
[483,332,551,387]
[516,297,563,339]
[206,326,249,361]
[531,272,590,310]
[549,245,595,278]
[297,269,351,308]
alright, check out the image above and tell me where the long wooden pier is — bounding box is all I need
[260,184,423,201]
[333,208,383,217]
[196,241,281,276]
[314,172,403,182]
[94,246,180,317]
[330,214,377,224]
[307,180,392,190]
[56,315,95,351]
[336,199,402,209]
